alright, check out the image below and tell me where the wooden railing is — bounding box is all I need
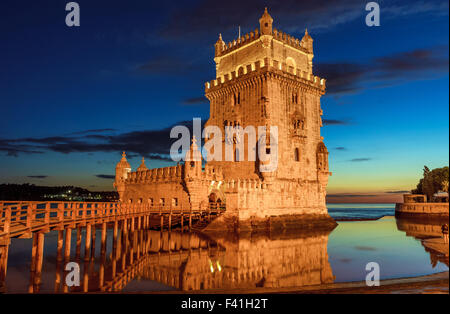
[0,201,226,239]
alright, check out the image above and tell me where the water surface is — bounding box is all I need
[2,204,448,293]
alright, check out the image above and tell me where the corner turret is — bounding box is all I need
[301,28,313,54]
[114,151,131,201]
[215,34,225,57]
[259,7,273,35]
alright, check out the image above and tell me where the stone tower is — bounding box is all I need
[114,9,335,231]
[204,8,333,227]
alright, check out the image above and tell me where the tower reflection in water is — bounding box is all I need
[7,224,336,293]
[4,216,447,292]
[77,229,334,292]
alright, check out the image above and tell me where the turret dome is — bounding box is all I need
[116,151,131,169]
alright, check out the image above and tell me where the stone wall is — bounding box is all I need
[395,202,449,217]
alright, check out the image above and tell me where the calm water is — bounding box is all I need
[328,203,395,220]
[2,204,448,293]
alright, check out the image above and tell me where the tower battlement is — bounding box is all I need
[214,8,316,78]
[216,28,311,58]
[205,57,326,93]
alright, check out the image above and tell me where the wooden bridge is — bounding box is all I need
[0,201,225,293]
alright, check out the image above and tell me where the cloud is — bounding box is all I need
[323,119,351,125]
[316,45,449,95]
[327,194,378,198]
[27,175,48,179]
[348,158,371,162]
[136,55,190,75]
[161,0,448,39]
[385,190,410,194]
[69,129,117,135]
[95,174,115,179]
[334,147,347,151]
[0,119,207,160]
[135,55,208,76]
[182,97,208,105]
[354,246,377,251]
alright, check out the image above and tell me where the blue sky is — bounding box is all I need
[0,0,448,202]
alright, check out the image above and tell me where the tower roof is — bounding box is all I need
[216,33,225,45]
[260,7,273,23]
[137,157,148,171]
[302,28,312,40]
[116,151,131,169]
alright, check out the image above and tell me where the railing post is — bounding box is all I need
[44,203,50,225]
[3,207,11,234]
[26,204,34,229]
[82,203,86,221]
[58,203,64,224]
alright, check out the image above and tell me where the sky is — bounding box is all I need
[0,0,448,203]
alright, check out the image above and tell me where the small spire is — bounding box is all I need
[117,151,130,168]
[303,28,312,39]
[137,156,148,171]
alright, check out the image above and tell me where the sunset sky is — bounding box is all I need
[1,0,448,203]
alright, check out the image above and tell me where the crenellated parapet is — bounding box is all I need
[125,165,183,184]
[272,28,311,54]
[216,29,261,57]
[205,57,326,97]
[222,178,268,193]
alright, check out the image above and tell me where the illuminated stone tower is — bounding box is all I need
[114,8,335,231]
[204,8,333,227]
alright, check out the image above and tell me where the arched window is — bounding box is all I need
[172,198,178,207]
[160,198,165,207]
[295,148,300,162]
[148,198,154,207]
[286,57,297,74]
